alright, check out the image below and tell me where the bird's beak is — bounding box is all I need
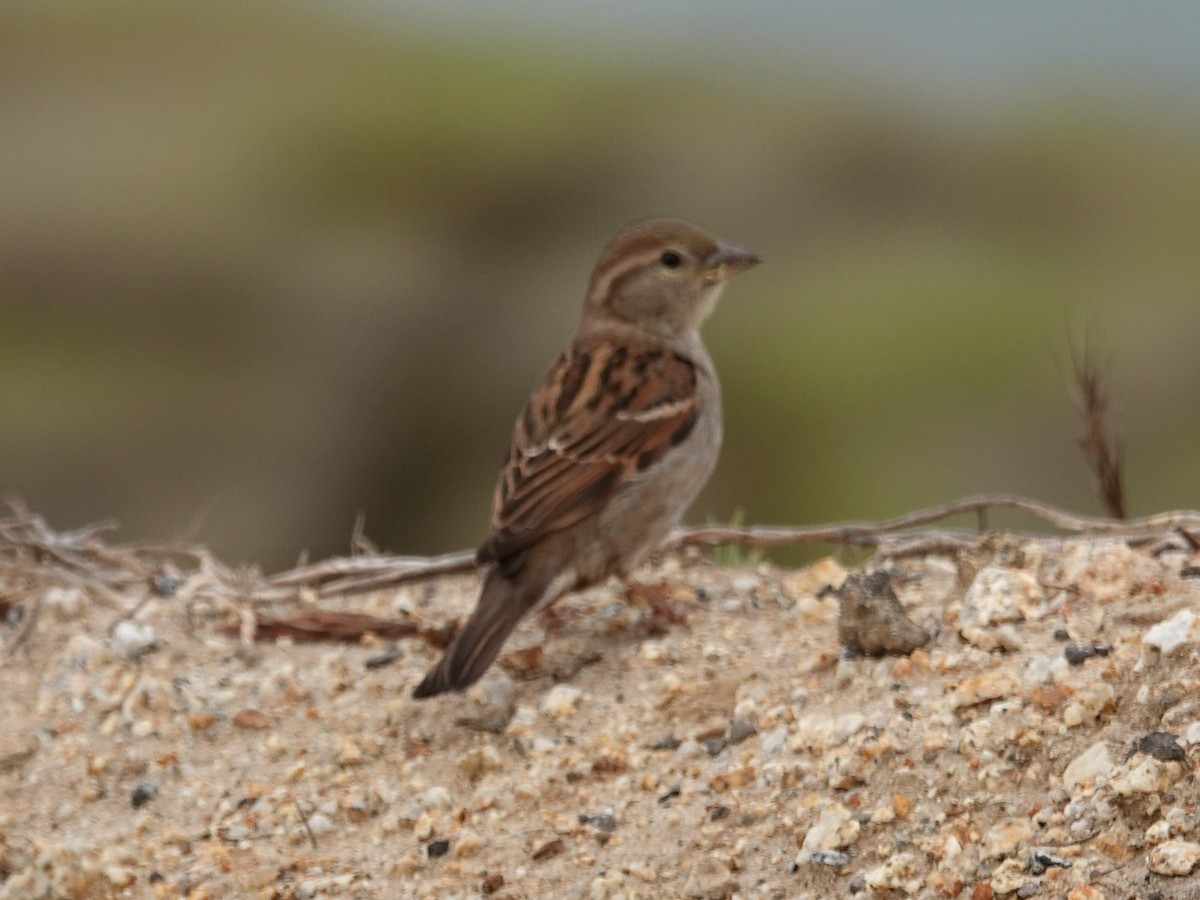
[704,242,761,283]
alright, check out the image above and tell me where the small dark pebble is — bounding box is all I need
[702,737,728,756]
[727,719,757,745]
[148,872,164,884]
[651,735,681,751]
[364,648,403,669]
[808,849,851,867]
[481,872,505,895]
[1129,731,1185,762]
[580,813,618,832]
[1016,884,1038,898]
[531,838,564,861]
[658,785,682,804]
[1064,643,1111,665]
[848,875,866,893]
[695,587,711,602]
[1027,850,1071,875]
[1180,566,1200,579]
[1052,628,1070,641]
[427,838,450,858]
[130,780,157,809]
[150,575,181,597]
[1064,645,1091,665]
[707,805,731,822]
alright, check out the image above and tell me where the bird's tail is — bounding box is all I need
[412,572,532,699]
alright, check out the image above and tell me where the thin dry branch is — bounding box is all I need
[246,494,1200,598]
[3,494,1198,635]
[671,494,1200,551]
[266,549,476,596]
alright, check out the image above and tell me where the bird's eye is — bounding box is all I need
[659,250,683,269]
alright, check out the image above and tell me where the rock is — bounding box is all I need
[457,744,504,781]
[830,713,867,743]
[1052,540,1154,604]
[540,684,583,718]
[415,786,452,810]
[862,851,919,892]
[1110,757,1184,796]
[112,621,157,659]
[836,568,931,655]
[1149,839,1200,876]
[727,718,756,745]
[456,673,517,733]
[962,567,1043,627]
[1143,609,1198,655]
[454,830,483,857]
[796,802,860,863]
[1129,731,1185,761]
[1146,819,1173,844]
[984,817,1033,858]
[306,812,335,836]
[589,870,627,898]
[1062,741,1114,791]
[1063,643,1111,666]
[1026,851,1071,875]
[1062,682,1114,727]
[43,586,88,621]
[0,733,38,773]
[808,849,851,866]
[682,858,737,899]
[989,857,1029,894]
[951,671,1020,709]
[129,780,156,809]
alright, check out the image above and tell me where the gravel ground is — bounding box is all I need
[3,536,1200,899]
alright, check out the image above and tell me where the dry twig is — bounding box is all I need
[1070,336,1126,519]
[2,494,1198,648]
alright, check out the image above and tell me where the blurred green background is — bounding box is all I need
[2,2,1198,570]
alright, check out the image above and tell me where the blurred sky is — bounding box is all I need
[381,1,1200,97]
[2,1,1198,569]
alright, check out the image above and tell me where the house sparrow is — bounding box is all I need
[413,218,760,698]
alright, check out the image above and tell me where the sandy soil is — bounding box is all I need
[3,534,1200,899]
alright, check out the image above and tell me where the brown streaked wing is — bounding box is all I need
[477,338,698,569]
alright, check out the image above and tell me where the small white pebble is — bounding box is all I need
[44,586,88,620]
[305,813,335,836]
[1147,819,1173,844]
[796,802,859,862]
[1062,742,1114,791]
[759,727,787,756]
[1143,609,1197,655]
[1150,839,1200,876]
[112,622,157,659]
[416,786,452,810]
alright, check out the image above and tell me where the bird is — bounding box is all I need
[412,218,760,698]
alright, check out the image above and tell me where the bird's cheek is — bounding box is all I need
[690,285,725,325]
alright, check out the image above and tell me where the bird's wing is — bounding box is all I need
[477,336,699,571]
